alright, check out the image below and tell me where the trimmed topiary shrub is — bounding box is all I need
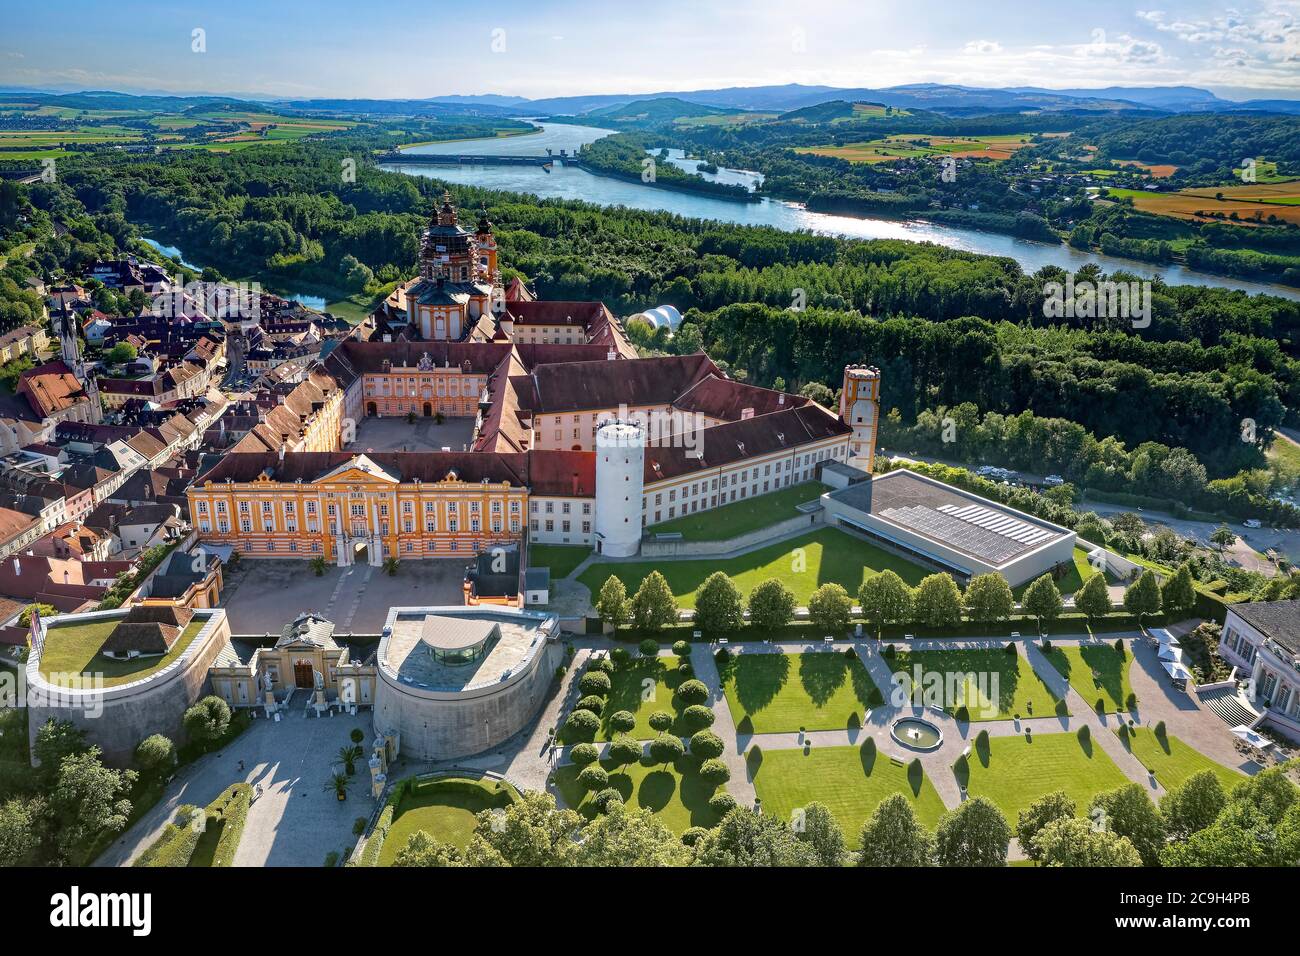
[608,710,636,733]
[593,657,616,675]
[698,757,731,786]
[682,704,715,729]
[1005,642,1016,654]
[571,742,600,766]
[639,638,659,657]
[578,670,611,697]
[676,678,709,705]
[1114,637,1125,657]
[648,710,673,732]
[678,662,693,678]
[708,792,738,815]
[593,788,624,813]
[882,644,896,658]
[690,729,725,760]
[672,639,691,658]
[611,647,630,665]
[563,709,599,740]
[577,765,609,792]
[576,695,606,716]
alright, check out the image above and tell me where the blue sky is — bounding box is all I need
[2,0,1297,100]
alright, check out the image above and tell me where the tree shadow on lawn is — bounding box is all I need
[1077,644,1128,709]
[723,652,790,716]
[798,651,852,707]
[600,658,688,738]
[599,754,720,826]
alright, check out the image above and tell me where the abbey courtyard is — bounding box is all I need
[8,195,1298,869]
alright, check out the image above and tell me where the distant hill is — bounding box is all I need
[584,97,731,123]
[777,100,902,123]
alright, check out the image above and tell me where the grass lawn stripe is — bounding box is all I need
[721,650,877,733]
[886,647,1068,722]
[751,743,947,838]
[578,526,929,608]
[1042,643,1136,713]
[959,732,1131,823]
[1114,726,1246,794]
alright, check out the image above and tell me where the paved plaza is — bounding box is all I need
[220,559,468,635]
[345,415,477,454]
[97,700,373,868]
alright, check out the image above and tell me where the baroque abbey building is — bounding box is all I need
[187,196,879,566]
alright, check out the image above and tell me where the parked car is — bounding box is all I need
[1244,518,1262,529]
[1043,475,1065,487]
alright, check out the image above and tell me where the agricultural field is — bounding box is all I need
[0,108,356,160]
[1106,184,1300,226]
[673,112,779,127]
[798,132,1038,164]
[1113,159,1177,178]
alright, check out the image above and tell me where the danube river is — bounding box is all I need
[385,123,1299,301]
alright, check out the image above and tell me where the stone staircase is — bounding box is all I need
[1197,686,1260,727]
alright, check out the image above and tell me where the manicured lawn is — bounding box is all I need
[578,527,929,608]
[1115,726,1246,794]
[1043,643,1136,713]
[958,732,1131,823]
[555,753,726,833]
[721,651,878,733]
[596,656,691,740]
[886,647,1068,721]
[39,619,207,687]
[648,482,830,541]
[528,544,590,580]
[751,743,947,838]
[378,776,516,864]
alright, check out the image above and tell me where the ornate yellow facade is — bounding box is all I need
[189,454,527,566]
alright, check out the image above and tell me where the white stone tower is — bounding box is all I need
[594,420,645,557]
[839,365,880,472]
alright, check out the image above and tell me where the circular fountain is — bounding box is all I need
[891,716,943,752]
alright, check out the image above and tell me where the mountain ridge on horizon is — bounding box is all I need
[3,81,1298,117]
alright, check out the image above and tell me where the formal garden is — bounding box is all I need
[555,644,737,835]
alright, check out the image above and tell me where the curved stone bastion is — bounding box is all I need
[25,606,232,766]
[373,606,562,760]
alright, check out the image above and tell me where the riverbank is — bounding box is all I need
[384,123,1300,301]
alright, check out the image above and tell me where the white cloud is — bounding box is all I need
[963,39,1003,55]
